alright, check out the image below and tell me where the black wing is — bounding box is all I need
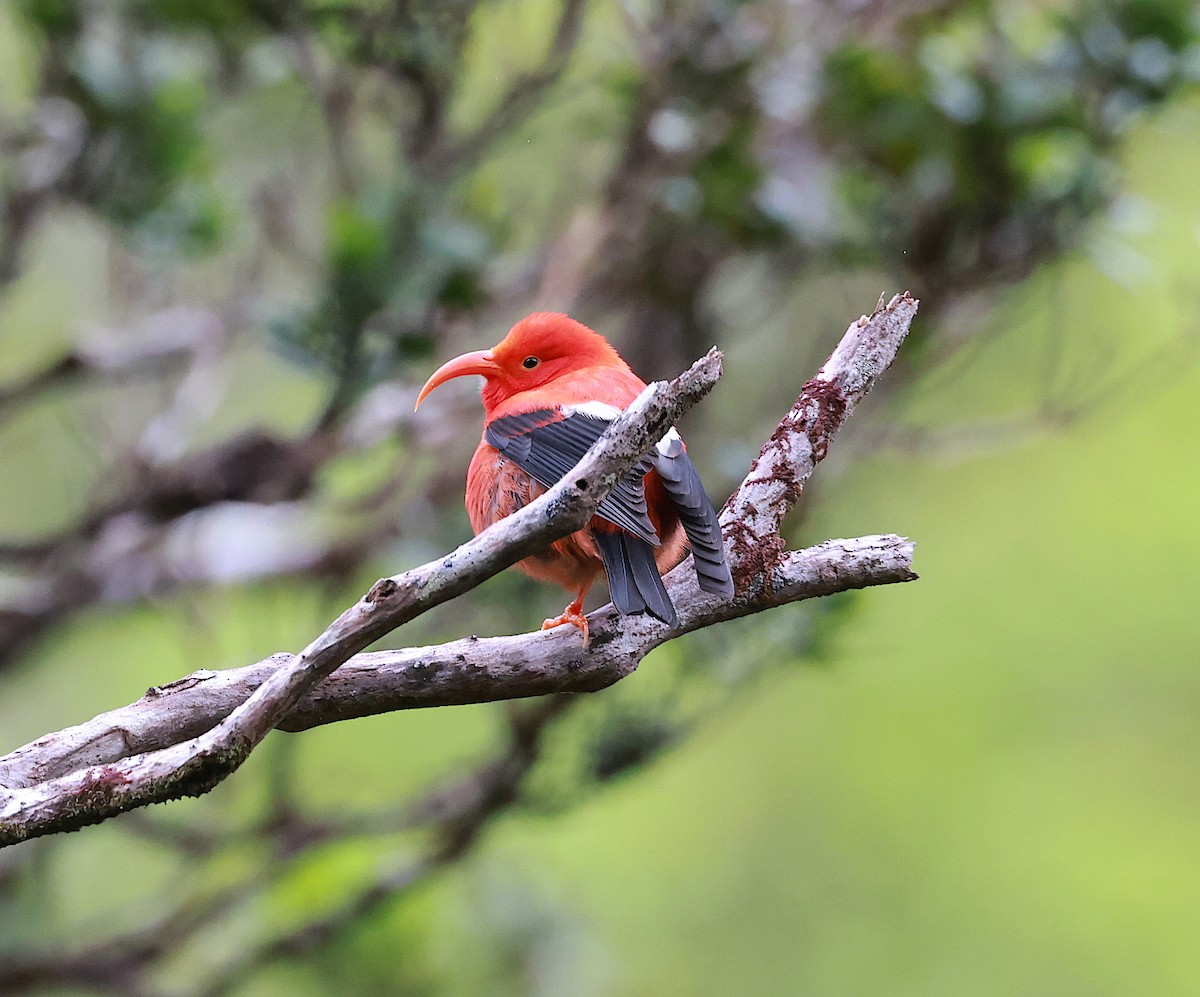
[485,408,660,546]
[652,434,735,598]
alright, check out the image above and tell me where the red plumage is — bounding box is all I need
[416,312,731,643]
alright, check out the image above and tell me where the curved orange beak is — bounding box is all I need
[415,350,499,409]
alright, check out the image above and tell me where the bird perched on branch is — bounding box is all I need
[415,313,734,644]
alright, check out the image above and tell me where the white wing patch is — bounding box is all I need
[656,427,682,456]
[564,402,680,457]
[566,400,623,420]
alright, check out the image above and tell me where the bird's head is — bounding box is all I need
[415,312,628,414]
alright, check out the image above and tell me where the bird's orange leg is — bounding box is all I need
[542,588,590,645]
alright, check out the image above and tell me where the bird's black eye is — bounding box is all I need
[522,356,540,369]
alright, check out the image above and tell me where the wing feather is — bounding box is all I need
[652,436,735,598]
[485,408,660,546]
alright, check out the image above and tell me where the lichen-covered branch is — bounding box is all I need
[0,532,912,792]
[722,292,919,590]
[0,293,918,847]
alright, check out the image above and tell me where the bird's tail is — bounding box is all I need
[593,530,679,628]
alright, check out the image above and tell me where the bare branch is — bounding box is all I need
[0,531,912,792]
[0,349,724,844]
[0,308,221,423]
[0,293,919,848]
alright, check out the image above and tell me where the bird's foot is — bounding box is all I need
[542,601,589,646]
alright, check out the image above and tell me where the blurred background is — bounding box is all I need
[1,0,1199,994]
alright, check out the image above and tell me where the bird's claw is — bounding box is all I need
[542,605,589,646]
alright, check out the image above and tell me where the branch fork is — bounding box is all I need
[0,293,919,846]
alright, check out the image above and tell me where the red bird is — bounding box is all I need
[415,312,733,643]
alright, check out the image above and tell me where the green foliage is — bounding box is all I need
[272,188,490,417]
[693,112,777,242]
[15,1,225,254]
[129,0,281,37]
[816,0,1199,291]
[13,0,79,35]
